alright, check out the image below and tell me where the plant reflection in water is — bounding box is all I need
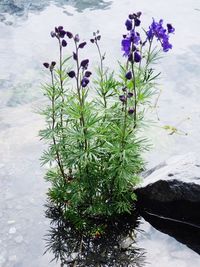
[45,202,146,267]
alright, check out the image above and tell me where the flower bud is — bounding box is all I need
[50,31,56,38]
[135,18,141,27]
[125,71,132,80]
[74,34,80,42]
[59,30,66,38]
[62,40,67,47]
[73,52,78,61]
[90,39,95,43]
[128,108,135,114]
[125,19,132,31]
[67,71,76,78]
[85,71,92,77]
[134,51,141,63]
[66,31,73,39]
[119,95,126,102]
[127,92,133,98]
[43,62,49,68]
[78,42,87,49]
[81,77,89,87]
[81,59,89,69]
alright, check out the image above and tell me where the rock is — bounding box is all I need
[136,153,200,226]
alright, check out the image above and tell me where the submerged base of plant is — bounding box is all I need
[40,12,174,231]
[45,202,145,266]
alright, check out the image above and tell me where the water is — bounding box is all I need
[0,0,200,266]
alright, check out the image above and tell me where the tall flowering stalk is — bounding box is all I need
[40,12,175,231]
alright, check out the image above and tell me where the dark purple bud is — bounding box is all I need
[90,38,95,43]
[81,77,90,87]
[59,30,66,38]
[128,108,135,114]
[78,42,87,49]
[136,12,142,17]
[50,61,56,71]
[68,71,76,78]
[74,34,80,42]
[73,52,78,61]
[81,59,89,69]
[62,39,67,47]
[135,18,141,27]
[58,26,63,31]
[127,92,134,98]
[119,95,126,102]
[122,87,127,92]
[51,31,56,38]
[85,71,92,77]
[125,71,132,80]
[66,31,73,39]
[134,51,141,63]
[97,35,101,40]
[125,19,132,31]
[43,62,49,68]
[55,27,58,33]
[123,34,127,39]
[167,23,175,34]
[128,14,134,20]
[142,40,147,47]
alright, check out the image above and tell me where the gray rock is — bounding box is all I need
[136,153,200,225]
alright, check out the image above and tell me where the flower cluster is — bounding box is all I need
[45,26,92,88]
[121,12,142,62]
[147,19,175,52]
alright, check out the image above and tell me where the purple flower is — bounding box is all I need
[85,71,92,77]
[125,71,132,80]
[81,59,89,69]
[130,31,140,45]
[90,38,95,43]
[125,19,132,31]
[62,40,67,47]
[121,38,131,56]
[43,62,49,68]
[78,42,87,49]
[81,77,89,87]
[147,19,174,52]
[134,51,141,62]
[68,71,76,78]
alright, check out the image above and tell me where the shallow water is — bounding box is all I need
[0,0,200,266]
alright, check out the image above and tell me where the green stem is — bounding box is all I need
[50,70,65,180]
